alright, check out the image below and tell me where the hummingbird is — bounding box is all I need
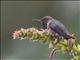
[33,16,75,45]
[33,16,75,59]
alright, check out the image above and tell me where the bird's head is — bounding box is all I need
[32,16,53,23]
[41,16,53,23]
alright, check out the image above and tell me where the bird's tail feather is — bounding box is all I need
[67,37,75,47]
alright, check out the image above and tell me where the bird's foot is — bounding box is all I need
[53,38,60,45]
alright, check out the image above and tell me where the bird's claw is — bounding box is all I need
[53,38,59,44]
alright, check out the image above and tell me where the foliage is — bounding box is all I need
[12,27,80,60]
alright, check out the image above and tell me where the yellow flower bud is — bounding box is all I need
[77,44,80,52]
[49,43,53,48]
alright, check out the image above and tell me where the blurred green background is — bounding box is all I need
[1,1,80,60]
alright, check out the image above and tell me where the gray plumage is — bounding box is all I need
[41,16,74,40]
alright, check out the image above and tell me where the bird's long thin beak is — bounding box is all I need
[32,19,41,22]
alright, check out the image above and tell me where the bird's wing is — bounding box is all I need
[49,20,71,39]
[54,20,70,34]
